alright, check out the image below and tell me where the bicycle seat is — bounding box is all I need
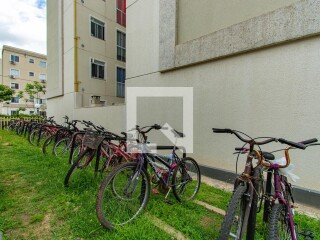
[172,129,185,138]
[260,151,275,160]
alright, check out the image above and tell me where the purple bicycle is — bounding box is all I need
[263,138,317,240]
[212,128,309,240]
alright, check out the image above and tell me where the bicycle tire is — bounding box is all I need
[64,148,94,187]
[96,162,150,229]
[246,166,262,240]
[268,204,295,240]
[42,135,54,154]
[218,184,247,240]
[29,129,38,145]
[172,157,201,202]
[38,131,52,147]
[53,137,70,158]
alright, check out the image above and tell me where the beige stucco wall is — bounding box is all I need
[177,0,300,44]
[127,0,320,192]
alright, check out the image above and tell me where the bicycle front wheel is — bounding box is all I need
[53,137,70,158]
[218,184,247,240]
[172,157,201,202]
[96,162,150,229]
[268,204,295,240]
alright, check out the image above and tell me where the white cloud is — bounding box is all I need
[0,0,46,56]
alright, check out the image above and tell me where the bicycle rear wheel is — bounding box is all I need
[218,184,247,240]
[172,157,201,202]
[96,162,150,229]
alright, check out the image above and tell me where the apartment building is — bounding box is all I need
[47,0,126,113]
[1,45,47,116]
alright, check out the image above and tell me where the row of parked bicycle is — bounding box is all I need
[6,116,317,239]
[6,116,201,230]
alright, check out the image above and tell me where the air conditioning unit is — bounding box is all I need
[10,75,15,79]
[10,60,15,65]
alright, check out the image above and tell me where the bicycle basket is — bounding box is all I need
[83,130,105,149]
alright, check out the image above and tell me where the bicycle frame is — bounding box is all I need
[267,164,297,240]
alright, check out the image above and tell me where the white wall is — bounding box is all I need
[47,94,125,133]
[126,0,320,191]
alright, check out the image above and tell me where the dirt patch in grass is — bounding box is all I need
[32,213,54,239]
[199,216,215,229]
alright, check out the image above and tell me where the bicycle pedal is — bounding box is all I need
[164,199,174,205]
[299,230,314,239]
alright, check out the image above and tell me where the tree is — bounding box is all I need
[24,81,46,114]
[0,84,15,102]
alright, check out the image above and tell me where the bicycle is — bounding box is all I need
[212,128,306,240]
[64,121,131,186]
[96,124,201,229]
[262,138,317,240]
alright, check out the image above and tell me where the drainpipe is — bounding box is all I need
[74,0,79,92]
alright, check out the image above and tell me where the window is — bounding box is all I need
[117,67,125,97]
[29,58,34,64]
[117,31,126,62]
[39,99,46,104]
[29,72,35,77]
[10,69,20,77]
[39,74,47,81]
[29,111,34,115]
[11,110,18,115]
[91,17,105,40]
[11,97,19,103]
[39,61,47,68]
[116,0,126,27]
[29,98,34,103]
[10,83,19,89]
[10,55,19,63]
[91,59,105,80]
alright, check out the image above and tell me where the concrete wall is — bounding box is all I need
[47,94,125,133]
[177,0,300,44]
[126,0,320,192]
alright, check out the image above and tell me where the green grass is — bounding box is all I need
[0,130,319,239]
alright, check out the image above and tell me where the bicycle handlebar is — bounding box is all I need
[212,128,306,149]
[299,138,318,145]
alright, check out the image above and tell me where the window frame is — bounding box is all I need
[10,68,20,77]
[116,66,126,98]
[39,61,47,68]
[116,30,126,62]
[116,0,126,27]
[90,16,105,40]
[29,72,35,77]
[11,110,18,115]
[10,82,19,90]
[90,58,106,80]
[10,54,20,63]
[11,97,20,103]
[29,58,35,64]
[39,73,47,81]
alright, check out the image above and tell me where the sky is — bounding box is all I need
[0,0,47,56]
